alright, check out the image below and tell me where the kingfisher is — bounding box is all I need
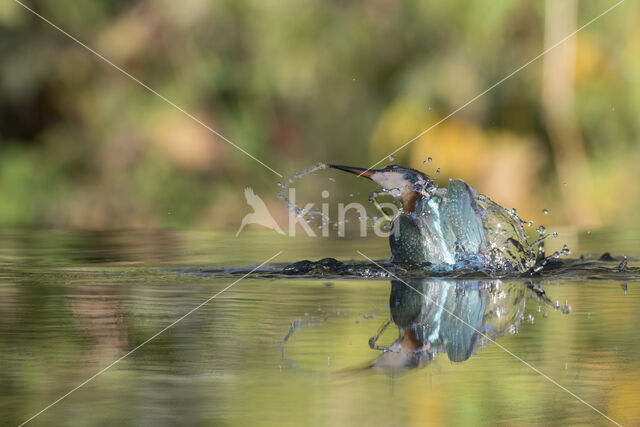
[329,164,535,272]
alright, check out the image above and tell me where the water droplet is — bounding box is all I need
[510,208,517,215]
[561,244,571,255]
[436,167,440,176]
[527,220,534,227]
[618,256,628,271]
[537,225,546,235]
[321,190,329,198]
[328,177,335,182]
[349,193,354,197]
[542,209,549,215]
[388,155,394,162]
[277,182,283,187]
[553,231,558,238]
[428,157,433,163]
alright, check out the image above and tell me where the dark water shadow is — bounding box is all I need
[170,254,640,282]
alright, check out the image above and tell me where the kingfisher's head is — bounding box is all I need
[328,164,433,212]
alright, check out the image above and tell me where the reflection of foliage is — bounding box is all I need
[1,1,638,229]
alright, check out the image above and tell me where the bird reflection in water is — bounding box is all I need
[367,279,549,371]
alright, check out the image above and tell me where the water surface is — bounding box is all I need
[1,230,639,426]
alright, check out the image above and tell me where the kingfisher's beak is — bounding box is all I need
[329,164,414,189]
[327,164,375,179]
[329,163,424,213]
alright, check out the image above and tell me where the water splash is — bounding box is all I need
[173,252,640,282]
[276,162,392,230]
[277,162,330,221]
[277,163,570,274]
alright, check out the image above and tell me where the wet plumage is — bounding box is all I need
[329,164,536,272]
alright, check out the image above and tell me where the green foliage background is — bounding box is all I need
[1,0,638,230]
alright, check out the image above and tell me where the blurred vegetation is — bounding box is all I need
[1,0,639,230]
